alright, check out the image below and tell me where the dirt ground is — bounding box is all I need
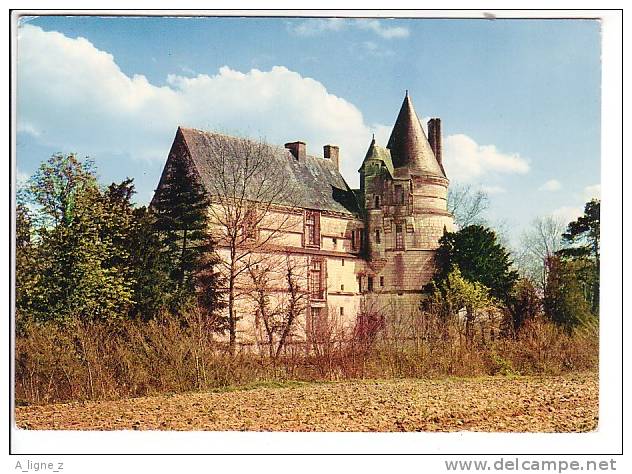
[15,372,598,432]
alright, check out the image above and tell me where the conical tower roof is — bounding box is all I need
[359,135,394,176]
[386,92,445,178]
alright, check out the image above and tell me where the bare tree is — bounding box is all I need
[447,184,489,228]
[202,134,301,354]
[248,253,309,360]
[516,216,565,292]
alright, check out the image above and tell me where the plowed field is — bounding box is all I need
[15,372,598,432]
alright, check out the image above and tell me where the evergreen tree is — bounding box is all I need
[543,256,594,332]
[432,225,518,304]
[557,199,600,314]
[151,154,225,324]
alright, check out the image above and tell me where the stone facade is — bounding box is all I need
[153,92,454,346]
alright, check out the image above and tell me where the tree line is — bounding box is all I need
[16,153,225,330]
[16,153,599,350]
[434,188,600,341]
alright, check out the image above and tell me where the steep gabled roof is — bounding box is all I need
[386,92,446,178]
[176,127,360,216]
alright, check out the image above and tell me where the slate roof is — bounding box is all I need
[178,127,361,216]
[359,137,395,177]
[386,92,446,179]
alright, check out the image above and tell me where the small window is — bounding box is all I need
[380,276,385,287]
[396,224,404,250]
[340,307,344,316]
[341,258,345,266]
[341,284,344,291]
[375,229,381,244]
[332,237,337,248]
[394,184,405,205]
[368,276,374,292]
[351,230,356,250]
[375,195,381,208]
[357,276,362,292]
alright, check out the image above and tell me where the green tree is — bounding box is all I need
[126,206,173,320]
[505,278,541,336]
[101,179,174,321]
[543,256,594,332]
[15,199,40,331]
[22,154,133,323]
[151,153,224,324]
[433,225,518,304]
[558,199,600,313]
[428,266,495,343]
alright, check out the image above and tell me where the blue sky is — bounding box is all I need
[16,16,601,246]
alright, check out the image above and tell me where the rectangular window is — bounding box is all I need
[340,284,344,291]
[394,184,404,205]
[309,259,324,300]
[242,208,257,241]
[368,277,374,292]
[375,229,381,244]
[396,224,404,250]
[357,276,362,292]
[305,211,320,247]
[332,237,337,248]
[341,258,345,266]
[351,230,356,250]
[340,307,344,316]
[380,276,385,287]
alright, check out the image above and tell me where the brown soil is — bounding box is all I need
[15,372,598,432]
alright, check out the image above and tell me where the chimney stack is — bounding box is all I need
[427,118,442,167]
[285,141,306,161]
[323,144,340,170]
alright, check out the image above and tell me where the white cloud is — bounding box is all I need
[288,18,409,40]
[550,206,583,226]
[17,25,390,187]
[355,19,410,39]
[18,25,525,193]
[583,183,601,200]
[442,134,530,183]
[480,185,506,195]
[539,179,562,191]
[358,41,395,58]
[287,18,347,37]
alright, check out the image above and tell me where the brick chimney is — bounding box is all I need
[323,144,340,170]
[427,118,442,167]
[285,141,306,161]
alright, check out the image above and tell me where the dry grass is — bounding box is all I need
[15,372,598,432]
[14,314,598,406]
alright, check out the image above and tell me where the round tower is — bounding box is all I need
[358,92,455,300]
